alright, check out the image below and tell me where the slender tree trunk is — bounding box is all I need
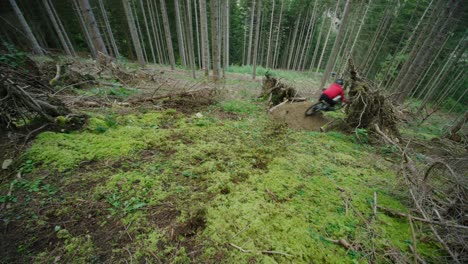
[316,7,336,75]
[159,0,176,69]
[448,88,467,114]
[300,0,318,71]
[132,1,148,63]
[77,0,108,56]
[320,0,353,89]
[147,0,162,63]
[138,0,155,63]
[187,0,196,78]
[153,0,169,64]
[174,0,187,66]
[266,0,275,68]
[98,0,119,57]
[242,16,248,66]
[309,11,326,72]
[194,0,202,69]
[199,0,210,76]
[225,0,230,68]
[43,0,72,55]
[8,0,43,55]
[287,13,301,70]
[293,11,308,70]
[123,0,145,66]
[211,0,220,80]
[73,0,96,57]
[252,0,262,79]
[272,0,283,69]
[247,0,256,65]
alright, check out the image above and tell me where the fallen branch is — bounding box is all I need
[377,205,468,230]
[322,238,355,251]
[229,243,293,257]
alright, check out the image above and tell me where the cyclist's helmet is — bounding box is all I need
[335,79,344,85]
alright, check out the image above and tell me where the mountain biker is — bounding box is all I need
[319,79,349,110]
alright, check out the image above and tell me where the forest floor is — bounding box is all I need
[0,58,466,263]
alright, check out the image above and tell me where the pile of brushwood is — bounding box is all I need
[341,63,467,263]
[261,73,299,106]
[0,61,71,129]
[344,64,400,138]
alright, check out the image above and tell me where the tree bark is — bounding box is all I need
[266,0,275,68]
[247,0,256,65]
[186,0,196,78]
[320,0,353,89]
[123,0,145,66]
[77,0,108,56]
[199,0,210,76]
[174,0,187,66]
[73,0,96,57]
[272,0,283,69]
[98,0,119,57]
[211,0,220,80]
[8,0,44,55]
[252,0,262,79]
[194,0,202,69]
[159,0,176,69]
[43,0,72,56]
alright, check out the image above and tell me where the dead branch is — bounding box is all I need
[229,243,293,257]
[322,238,355,251]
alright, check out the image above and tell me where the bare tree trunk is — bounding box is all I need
[73,0,96,57]
[272,0,283,69]
[132,1,148,63]
[153,0,169,64]
[225,0,230,68]
[199,0,210,76]
[211,0,220,80]
[266,0,275,68]
[252,0,262,79]
[286,13,301,70]
[293,11,308,70]
[320,0,353,89]
[174,0,187,67]
[8,0,43,55]
[300,0,318,71]
[43,0,72,56]
[194,0,202,69]
[77,0,108,56]
[159,0,176,69]
[137,0,155,63]
[247,0,256,65]
[315,4,337,76]
[147,0,162,63]
[187,0,196,78]
[98,0,119,57]
[123,0,145,66]
[309,11,326,72]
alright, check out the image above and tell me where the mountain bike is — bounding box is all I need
[305,96,342,116]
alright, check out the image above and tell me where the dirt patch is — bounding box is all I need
[269,101,330,131]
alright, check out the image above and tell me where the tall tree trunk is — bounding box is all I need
[132,1,148,63]
[320,0,353,89]
[159,0,176,69]
[394,0,460,103]
[139,0,155,63]
[77,0,108,56]
[147,0,162,63]
[123,0,145,66]
[252,0,262,79]
[225,0,230,68]
[272,0,283,69]
[315,6,336,75]
[247,0,256,65]
[199,0,210,76]
[194,0,202,69]
[187,0,196,78]
[309,11,326,72]
[286,13,301,70]
[73,0,96,57]
[98,0,119,57]
[266,0,275,68]
[8,0,43,55]
[49,0,76,56]
[43,0,72,56]
[174,0,187,66]
[300,0,319,71]
[211,0,220,80]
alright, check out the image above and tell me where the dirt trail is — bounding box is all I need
[269,101,330,131]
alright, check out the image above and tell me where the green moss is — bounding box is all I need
[16,103,443,263]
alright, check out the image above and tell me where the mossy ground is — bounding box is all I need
[0,96,446,263]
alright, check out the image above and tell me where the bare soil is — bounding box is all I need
[269,101,331,131]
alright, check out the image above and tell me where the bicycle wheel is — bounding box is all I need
[305,103,323,116]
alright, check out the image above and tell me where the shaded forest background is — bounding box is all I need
[0,0,467,110]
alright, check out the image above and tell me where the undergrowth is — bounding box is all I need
[0,100,444,263]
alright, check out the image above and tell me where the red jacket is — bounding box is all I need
[323,83,347,103]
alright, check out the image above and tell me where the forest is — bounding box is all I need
[0,0,467,263]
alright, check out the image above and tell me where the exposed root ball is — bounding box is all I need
[262,74,297,106]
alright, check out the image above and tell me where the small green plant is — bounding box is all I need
[353,128,369,144]
[0,40,27,68]
[18,160,34,173]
